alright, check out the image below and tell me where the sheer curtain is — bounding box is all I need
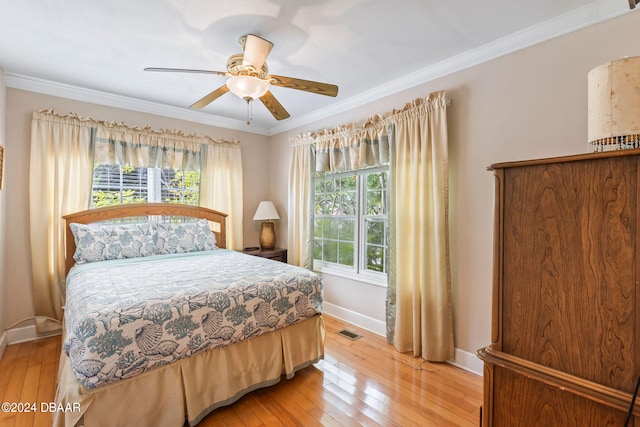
[29,111,95,332]
[289,91,452,361]
[200,141,243,250]
[287,142,314,268]
[29,110,243,332]
[387,91,453,361]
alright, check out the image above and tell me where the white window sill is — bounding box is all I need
[313,262,388,288]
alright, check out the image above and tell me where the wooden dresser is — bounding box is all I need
[477,150,640,426]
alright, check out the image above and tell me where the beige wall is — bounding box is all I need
[269,10,640,366]
[3,89,271,330]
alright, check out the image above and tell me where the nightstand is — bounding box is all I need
[242,247,287,263]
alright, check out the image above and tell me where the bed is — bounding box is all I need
[53,203,325,427]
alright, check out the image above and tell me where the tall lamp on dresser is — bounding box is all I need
[588,56,640,152]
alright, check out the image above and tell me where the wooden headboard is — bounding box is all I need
[63,203,228,275]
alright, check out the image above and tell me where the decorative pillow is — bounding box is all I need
[155,219,218,254]
[70,222,157,264]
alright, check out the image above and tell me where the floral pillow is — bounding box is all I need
[70,222,157,264]
[155,219,218,254]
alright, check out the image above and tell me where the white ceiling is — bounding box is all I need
[0,0,635,135]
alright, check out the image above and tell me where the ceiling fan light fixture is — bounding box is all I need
[226,75,269,100]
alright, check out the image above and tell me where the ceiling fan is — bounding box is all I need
[145,34,339,124]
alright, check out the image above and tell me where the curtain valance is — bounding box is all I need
[289,93,449,174]
[35,110,239,172]
[290,118,391,174]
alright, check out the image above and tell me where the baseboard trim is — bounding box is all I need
[0,331,7,361]
[322,302,482,376]
[322,302,387,337]
[450,347,483,376]
[6,324,61,345]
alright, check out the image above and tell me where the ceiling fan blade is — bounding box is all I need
[268,75,338,97]
[190,85,230,109]
[241,34,273,71]
[144,67,229,77]
[259,91,290,121]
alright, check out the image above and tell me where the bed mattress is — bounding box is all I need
[63,249,323,389]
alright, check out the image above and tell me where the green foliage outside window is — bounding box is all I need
[91,164,200,208]
[161,170,200,205]
[313,169,388,276]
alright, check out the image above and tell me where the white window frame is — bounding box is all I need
[313,166,389,287]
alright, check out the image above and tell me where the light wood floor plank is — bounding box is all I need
[0,315,482,426]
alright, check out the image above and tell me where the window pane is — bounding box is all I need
[121,189,146,204]
[160,170,200,205]
[92,190,123,208]
[324,179,335,193]
[315,194,335,215]
[323,240,338,263]
[367,173,383,189]
[366,245,385,273]
[365,219,385,245]
[313,218,323,238]
[339,192,357,215]
[338,242,354,266]
[366,190,383,215]
[365,171,387,215]
[313,240,323,260]
[338,218,355,241]
[340,176,356,191]
[325,218,339,240]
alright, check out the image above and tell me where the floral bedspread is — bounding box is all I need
[63,249,323,389]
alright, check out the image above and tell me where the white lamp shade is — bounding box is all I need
[588,56,640,148]
[253,201,280,221]
[226,75,269,100]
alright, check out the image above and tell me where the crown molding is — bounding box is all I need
[268,0,630,135]
[4,0,631,137]
[4,73,271,136]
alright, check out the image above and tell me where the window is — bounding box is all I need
[91,164,200,208]
[313,168,388,285]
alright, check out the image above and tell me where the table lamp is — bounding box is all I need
[588,56,640,152]
[253,201,280,249]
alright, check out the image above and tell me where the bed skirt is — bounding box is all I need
[53,315,325,427]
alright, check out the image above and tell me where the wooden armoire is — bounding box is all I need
[477,150,640,426]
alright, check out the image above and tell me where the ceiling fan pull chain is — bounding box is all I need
[246,98,252,125]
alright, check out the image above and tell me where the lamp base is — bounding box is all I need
[259,221,276,250]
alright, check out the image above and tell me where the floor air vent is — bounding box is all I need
[337,329,362,341]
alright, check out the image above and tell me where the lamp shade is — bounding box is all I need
[588,56,640,151]
[226,75,269,100]
[253,201,280,221]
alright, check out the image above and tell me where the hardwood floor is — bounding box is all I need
[0,332,61,427]
[0,315,482,426]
